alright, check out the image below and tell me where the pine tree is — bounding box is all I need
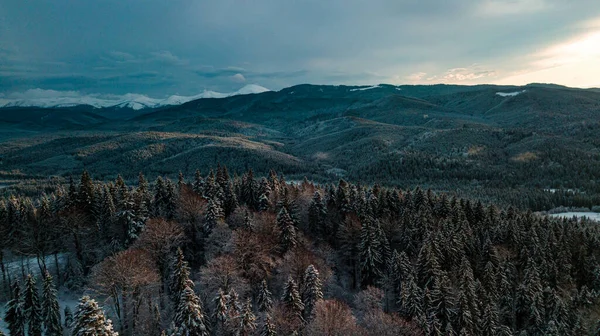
[308,191,328,239]
[398,274,424,320]
[178,172,186,190]
[204,198,223,234]
[64,305,74,328]
[174,285,209,336]
[213,288,228,332]
[72,296,118,336]
[257,279,273,312]
[5,281,25,336]
[282,276,304,322]
[301,265,323,321]
[78,170,95,213]
[277,207,297,253]
[242,211,254,232]
[260,313,276,336]
[227,289,241,319]
[170,248,193,307]
[42,271,63,336]
[359,216,382,286]
[23,274,43,336]
[223,181,239,217]
[237,299,257,336]
[193,169,204,195]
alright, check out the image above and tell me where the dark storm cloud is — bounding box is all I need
[1,0,600,95]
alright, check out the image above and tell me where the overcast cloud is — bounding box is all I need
[1,0,599,96]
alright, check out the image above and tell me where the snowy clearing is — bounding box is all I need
[549,212,600,222]
[496,90,526,97]
[350,85,380,92]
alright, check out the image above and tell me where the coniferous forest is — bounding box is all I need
[2,166,600,335]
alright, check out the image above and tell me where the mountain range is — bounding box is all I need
[0,84,270,110]
[2,82,600,208]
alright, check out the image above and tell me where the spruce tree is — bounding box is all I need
[242,211,254,232]
[237,299,257,336]
[277,207,297,253]
[170,248,193,308]
[282,276,304,323]
[257,279,273,312]
[308,191,328,238]
[260,313,276,336]
[174,285,209,336]
[227,289,241,319]
[72,296,117,336]
[78,170,94,213]
[5,281,25,336]
[213,288,228,332]
[42,271,63,336]
[301,265,323,321]
[64,305,74,328]
[359,216,382,286]
[204,198,223,234]
[193,169,204,195]
[23,274,42,336]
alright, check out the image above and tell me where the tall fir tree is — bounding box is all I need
[260,313,276,336]
[301,265,323,321]
[174,285,209,336]
[193,169,204,195]
[22,274,43,336]
[42,271,63,336]
[277,207,297,253]
[308,191,328,239]
[170,248,193,308]
[257,279,273,312]
[282,276,305,323]
[64,305,74,328]
[72,296,118,336]
[237,299,257,336]
[5,281,26,336]
[213,288,228,333]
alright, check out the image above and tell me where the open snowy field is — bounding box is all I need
[549,212,600,221]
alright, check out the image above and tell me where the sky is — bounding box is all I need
[1,0,600,97]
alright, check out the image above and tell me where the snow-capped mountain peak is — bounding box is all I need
[0,84,271,110]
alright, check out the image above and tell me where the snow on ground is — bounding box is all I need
[0,84,271,109]
[0,253,74,333]
[549,212,600,222]
[496,90,526,97]
[350,85,381,92]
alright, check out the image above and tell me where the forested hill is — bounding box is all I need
[1,168,600,335]
[2,83,600,210]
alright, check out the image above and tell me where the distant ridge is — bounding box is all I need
[0,84,270,110]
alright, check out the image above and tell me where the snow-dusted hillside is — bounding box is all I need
[0,84,270,110]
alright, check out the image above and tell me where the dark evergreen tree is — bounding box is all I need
[42,271,63,336]
[359,216,383,286]
[5,281,25,336]
[170,248,193,308]
[301,265,323,321]
[213,288,228,333]
[72,296,118,336]
[282,276,304,323]
[308,191,328,238]
[257,279,273,312]
[174,285,209,336]
[64,305,74,328]
[203,198,223,234]
[260,313,276,336]
[22,274,42,336]
[78,170,95,213]
[277,207,297,253]
[193,169,204,195]
[237,299,257,336]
